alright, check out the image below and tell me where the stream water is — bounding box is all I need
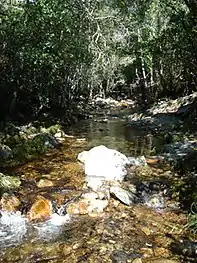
[0,110,196,262]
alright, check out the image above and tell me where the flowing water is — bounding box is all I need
[0,110,196,262]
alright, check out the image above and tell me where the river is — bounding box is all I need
[0,109,196,262]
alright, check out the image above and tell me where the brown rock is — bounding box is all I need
[27,196,52,221]
[67,198,109,215]
[0,193,20,212]
[154,248,171,258]
[67,200,89,215]
[140,226,151,236]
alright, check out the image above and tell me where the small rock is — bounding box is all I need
[154,248,171,258]
[54,131,66,142]
[110,250,142,263]
[128,156,147,166]
[27,196,52,221]
[33,133,60,149]
[144,194,165,209]
[140,248,154,258]
[54,132,62,138]
[76,138,86,142]
[37,179,54,188]
[110,186,138,205]
[49,213,71,226]
[66,200,89,215]
[0,193,20,212]
[140,226,151,236]
[67,198,108,215]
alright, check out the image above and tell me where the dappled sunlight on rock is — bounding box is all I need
[0,193,20,212]
[36,179,54,188]
[27,196,52,221]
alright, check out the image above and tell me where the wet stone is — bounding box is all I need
[0,193,20,212]
[36,178,54,188]
[110,250,142,263]
[0,120,197,263]
[154,247,171,258]
[27,196,52,221]
[66,198,109,215]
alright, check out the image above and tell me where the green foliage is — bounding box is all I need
[1,0,197,122]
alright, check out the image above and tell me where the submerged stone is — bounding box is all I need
[33,133,60,149]
[67,197,109,215]
[143,194,165,209]
[110,250,142,263]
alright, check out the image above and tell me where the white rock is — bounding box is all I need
[77,150,88,163]
[83,145,129,181]
[86,175,106,191]
[82,192,99,199]
[54,132,62,138]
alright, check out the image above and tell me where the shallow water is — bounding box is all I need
[0,211,72,250]
[65,116,165,157]
[0,111,196,262]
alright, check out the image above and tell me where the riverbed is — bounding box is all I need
[0,109,196,263]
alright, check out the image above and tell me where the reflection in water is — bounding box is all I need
[66,118,156,156]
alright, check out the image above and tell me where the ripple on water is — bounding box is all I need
[0,211,71,249]
[0,211,27,248]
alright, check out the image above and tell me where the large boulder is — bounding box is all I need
[78,145,129,190]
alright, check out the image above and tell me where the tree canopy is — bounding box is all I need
[0,0,197,122]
